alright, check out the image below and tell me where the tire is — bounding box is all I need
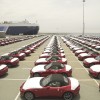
[63,92,73,100]
[24,91,35,100]
[34,73,40,77]
[98,73,100,79]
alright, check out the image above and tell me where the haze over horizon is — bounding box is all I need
[0,0,100,34]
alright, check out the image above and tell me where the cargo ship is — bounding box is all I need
[0,20,39,37]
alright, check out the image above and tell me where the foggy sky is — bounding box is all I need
[0,0,100,33]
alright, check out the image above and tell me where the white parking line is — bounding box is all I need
[14,76,30,100]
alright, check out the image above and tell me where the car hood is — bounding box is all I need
[62,58,67,62]
[79,53,89,57]
[61,53,65,56]
[36,58,46,62]
[11,58,19,62]
[19,53,25,56]
[25,50,31,53]
[75,50,84,53]
[69,77,79,90]
[90,65,100,72]
[85,58,98,63]
[44,50,50,53]
[32,65,46,72]
[0,64,7,70]
[23,77,43,90]
[65,65,72,71]
[40,53,49,56]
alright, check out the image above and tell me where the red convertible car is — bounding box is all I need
[30,62,72,77]
[83,55,100,68]
[0,64,8,76]
[18,47,31,56]
[74,49,88,56]
[78,51,99,61]
[10,50,26,60]
[89,64,100,79]
[35,55,67,65]
[0,54,19,67]
[20,74,80,100]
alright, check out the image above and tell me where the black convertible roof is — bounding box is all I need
[49,74,68,83]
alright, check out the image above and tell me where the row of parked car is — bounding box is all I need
[0,35,36,46]
[61,36,100,79]
[20,36,80,100]
[70,36,100,51]
[0,36,49,77]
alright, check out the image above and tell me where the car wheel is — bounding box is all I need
[24,91,34,100]
[98,74,100,79]
[34,73,40,77]
[63,92,73,100]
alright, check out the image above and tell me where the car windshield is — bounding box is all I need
[46,56,60,61]
[44,62,64,70]
[12,51,18,54]
[95,55,100,61]
[88,51,93,55]
[40,74,69,87]
[2,56,13,60]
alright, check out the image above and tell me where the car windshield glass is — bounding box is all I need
[88,51,93,55]
[44,63,52,69]
[2,56,12,60]
[46,56,60,61]
[13,51,18,54]
[41,75,52,86]
[45,62,64,70]
[41,74,69,87]
[95,56,100,61]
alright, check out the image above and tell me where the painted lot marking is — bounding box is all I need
[14,76,30,100]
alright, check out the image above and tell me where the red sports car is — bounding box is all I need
[0,54,19,67]
[74,49,88,56]
[18,47,31,56]
[89,64,100,79]
[78,51,99,61]
[24,45,35,53]
[10,50,26,60]
[0,64,8,76]
[83,55,100,68]
[20,74,80,100]
[35,55,67,65]
[30,62,72,77]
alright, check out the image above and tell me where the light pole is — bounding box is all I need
[83,0,85,36]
